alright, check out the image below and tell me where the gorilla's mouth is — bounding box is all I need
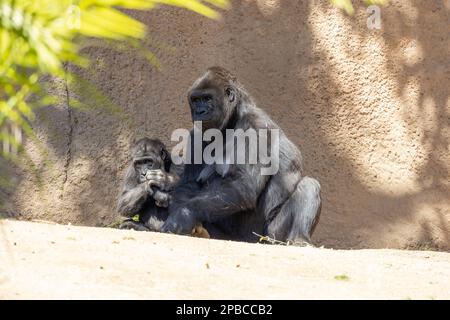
[193,109,211,120]
[195,109,208,116]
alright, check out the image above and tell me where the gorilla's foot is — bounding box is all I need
[119,220,150,232]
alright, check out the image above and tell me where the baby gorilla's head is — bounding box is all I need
[131,138,171,183]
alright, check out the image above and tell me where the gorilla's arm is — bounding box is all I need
[118,167,180,215]
[144,169,180,208]
[144,170,180,191]
[162,165,269,234]
[117,166,151,217]
[117,183,150,217]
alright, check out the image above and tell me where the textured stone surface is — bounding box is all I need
[6,1,450,249]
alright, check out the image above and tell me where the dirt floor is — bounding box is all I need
[0,220,449,300]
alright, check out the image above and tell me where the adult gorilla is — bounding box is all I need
[161,67,321,244]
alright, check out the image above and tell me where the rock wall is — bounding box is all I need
[6,0,450,249]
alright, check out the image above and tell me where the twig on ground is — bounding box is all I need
[252,232,288,245]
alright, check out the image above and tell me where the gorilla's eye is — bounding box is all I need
[191,97,200,104]
[143,159,153,165]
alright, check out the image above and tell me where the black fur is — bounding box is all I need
[117,138,178,231]
[161,67,321,244]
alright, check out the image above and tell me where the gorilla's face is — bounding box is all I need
[188,88,224,129]
[134,157,158,182]
[188,78,236,130]
[132,138,170,182]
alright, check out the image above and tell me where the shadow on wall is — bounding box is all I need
[3,0,449,250]
[314,0,450,249]
[335,0,445,251]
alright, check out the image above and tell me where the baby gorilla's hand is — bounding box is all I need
[144,169,170,190]
[153,190,170,208]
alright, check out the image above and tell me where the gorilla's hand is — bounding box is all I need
[153,190,170,208]
[161,207,197,235]
[140,180,154,196]
[145,169,178,191]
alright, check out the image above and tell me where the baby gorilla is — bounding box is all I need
[117,138,209,238]
[117,138,176,232]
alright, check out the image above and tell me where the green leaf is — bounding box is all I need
[0,0,229,187]
[80,0,157,10]
[364,0,387,5]
[79,7,146,39]
[331,0,355,15]
[158,0,221,19]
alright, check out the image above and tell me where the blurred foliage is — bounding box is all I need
[332,0,387,15]
[0,0,228,159]
[0,0,228,211]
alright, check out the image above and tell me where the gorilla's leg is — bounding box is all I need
[265,177,321,244]
[201,222,235,240]
[140,206,169,232]
[119,219,150,231]
[144,215,166,231]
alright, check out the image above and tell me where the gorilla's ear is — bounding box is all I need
[225,87,235,103]
[161,147,172,172]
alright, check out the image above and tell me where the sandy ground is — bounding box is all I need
[0,219,449,300]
